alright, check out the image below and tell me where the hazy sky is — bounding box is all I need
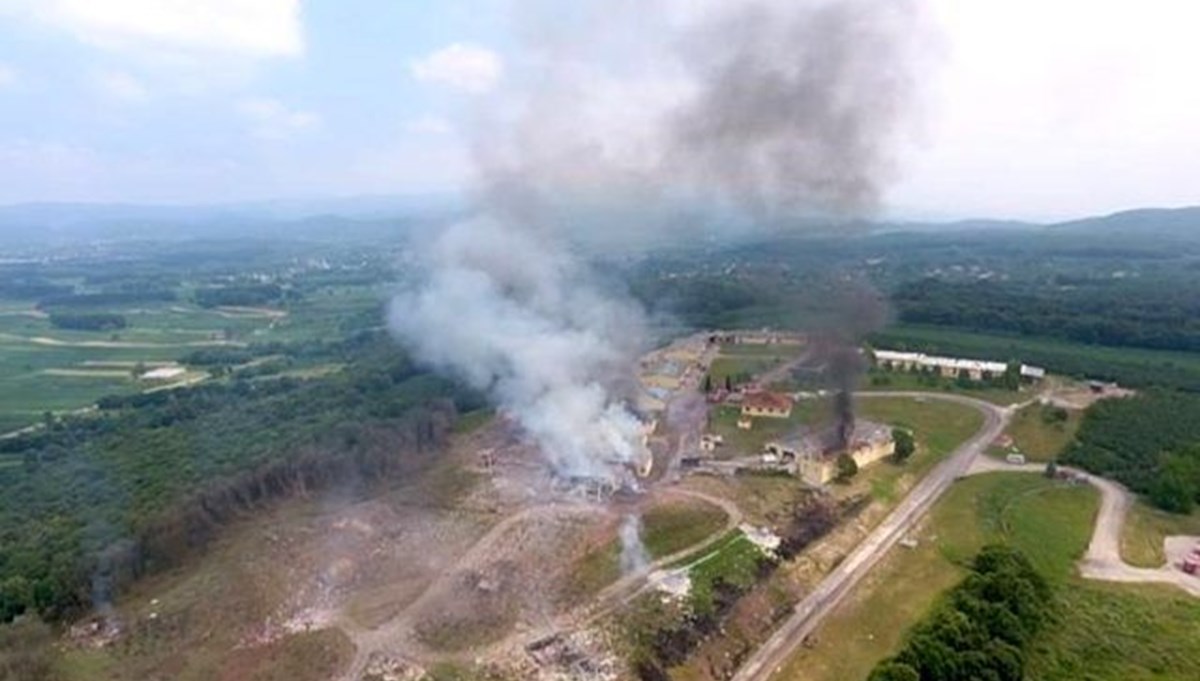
[0,0,1196,221]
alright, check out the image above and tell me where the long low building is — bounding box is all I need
[875,349,1045,382]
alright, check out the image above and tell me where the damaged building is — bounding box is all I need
[765,421,895,485]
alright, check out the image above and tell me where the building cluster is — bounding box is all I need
[874,349,1046,382]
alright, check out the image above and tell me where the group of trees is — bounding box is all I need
[47,312,128,332]
[894,277,1200,355]
[193,283,290,308]
[868,545,1053,681]
[1062,391,1200,513]
[0,332,483,624]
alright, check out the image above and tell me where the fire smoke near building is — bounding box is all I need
[390,0,932,485]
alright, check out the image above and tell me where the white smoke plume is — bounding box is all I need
[618,514,651,575]
[389,220,647,481]
[390,0,933,481]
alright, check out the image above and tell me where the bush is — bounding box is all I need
[892,428,915,463]
[835,454,858,483]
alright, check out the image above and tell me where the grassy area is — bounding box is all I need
[1004,402,1082,463]
[861,368,1028,406]
[564,498,730,605]
[642,500,729,558]
[686,531,765,615]
[848,396,983,504]
[708,400,823,455]
[778,473,1098,681]
[1122,502,1200,568]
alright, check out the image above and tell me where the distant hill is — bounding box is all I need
[0,194,465,245]
[1051,206,1200,239]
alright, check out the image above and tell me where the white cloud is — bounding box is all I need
[92,69,148,102]
[3,0,303,58]
[0,63,16,88]
[238,97,320,140]
[411,43,503,94]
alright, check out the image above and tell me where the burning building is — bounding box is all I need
[765,421,895,486]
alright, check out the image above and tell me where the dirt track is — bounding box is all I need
[969,457,1200,596]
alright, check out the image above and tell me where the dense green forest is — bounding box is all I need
[0,332,482,624]
[868,545,1052,681]
[1062,392,1200,512]
[894,278,1200,354]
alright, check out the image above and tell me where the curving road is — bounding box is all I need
[732,392,1015,681]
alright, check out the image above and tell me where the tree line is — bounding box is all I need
[894,277,1200,354]
[1062,391,1200,513]
[47,312,128,332]
[868,545,1052,681]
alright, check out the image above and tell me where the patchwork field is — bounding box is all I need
[0,284,387,433]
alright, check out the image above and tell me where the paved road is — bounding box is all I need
[731,392,1013,681]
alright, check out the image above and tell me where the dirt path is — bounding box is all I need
[968,457,1200,596]
[336,487,744,679]
[335,502,609,680]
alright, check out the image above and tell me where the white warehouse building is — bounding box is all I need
[875,349,1045,382]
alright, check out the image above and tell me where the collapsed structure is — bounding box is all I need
[765,421,895,486]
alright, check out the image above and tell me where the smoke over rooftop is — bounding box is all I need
[390,0,933,481]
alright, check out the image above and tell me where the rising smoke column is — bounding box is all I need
[390,0,932,480]
[389,219,647,482]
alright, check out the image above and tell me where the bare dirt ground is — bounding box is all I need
[968,457,1200,597]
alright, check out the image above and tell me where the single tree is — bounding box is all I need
[724,375,733,392]
[703,374,713,393]
[892,428,916,463]
[1044,460,1058,479]
[835,454,859,483]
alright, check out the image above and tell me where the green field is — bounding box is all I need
[780,472,1200,681]
[1004,402,1082,463]
[708,400,823,454]
[861,368,1028,406]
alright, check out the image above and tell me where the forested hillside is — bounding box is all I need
[0,332,482,624]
